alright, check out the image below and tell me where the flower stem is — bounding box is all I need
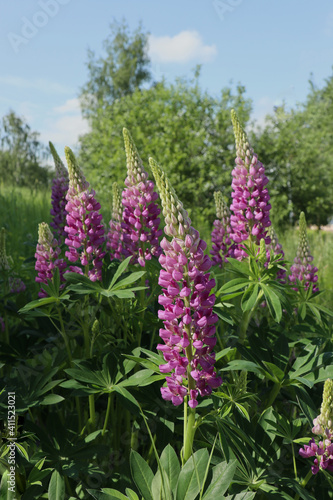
[102,392,112,436]
[183,405,196,463]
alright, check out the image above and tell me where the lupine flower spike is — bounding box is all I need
[289,212,318,293]
[149,157,222,410]
[299,379,333,474]
[49,142,69,241]
[64,147,105,281]
[107,182,123,260]
[230,110,271,259]
[121,129,162,266]
[35,222,67,298]
[210,191,234,267]
[0,227,25,293]
[266,225,286,283]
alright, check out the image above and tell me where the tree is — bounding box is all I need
[0,111,50,187]
[80,20,152,118]
[79,76,252,230]
[255,74,333,228]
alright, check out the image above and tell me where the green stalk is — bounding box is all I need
[294,469,313,500]
[102,392,112,436]
[264,382,281,410]
[57,306,72,364]
[88,394,96,430]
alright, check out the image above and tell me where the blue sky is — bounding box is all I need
[1,0,333,165]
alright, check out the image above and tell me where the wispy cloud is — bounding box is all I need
[40,101,89,148]
[54,98,81,114]
[148,31,217,63]
[0,76,72,94]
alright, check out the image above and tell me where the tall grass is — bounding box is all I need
[0,183,51,261]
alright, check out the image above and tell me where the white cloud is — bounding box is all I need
[0,76,71,94]
[40,112,90,147]
[148,31,217,63]
[54,98,81,114]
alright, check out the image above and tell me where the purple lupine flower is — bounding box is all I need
[149,157,222,409]
[230,110,271,260]
[64,147,105,282]
[35,222,67,298]
[121,129,162,267]
[107,182,123,260]
[289,212,318,293]
[299,379,333,474]
[266,225,286,283]
[0,227,25,293]
[210,191,234,267]
[49,142,69,241]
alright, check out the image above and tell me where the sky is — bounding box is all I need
[1,0,333,166]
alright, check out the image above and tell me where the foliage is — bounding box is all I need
[79,77,252,227]
[0,111,51,188]
[254,73,333,228]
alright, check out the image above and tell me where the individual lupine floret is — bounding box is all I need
[230,110,271,260]
[35,222,67,298]
[121,129,162,266]
[266,225,286,283]
[210,191,234,266]
[64,147,105,282]
[289,212,318,293]
[0,227,26,293]
[149,157,222,409]
[299,379,333,474]
[49,142,69,241]
[107,182,123,260]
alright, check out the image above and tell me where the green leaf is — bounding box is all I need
[111,271,146,290]
[160,444,181,494]
[241,284,259,312]
[87,489,125,500]
[118,369,154,387]
[218,278,249,295]
[130,450,154,500]
[48,470,65,500]
[19,296,60,312]
[41,394,65,405]
[124,489,140,500]
[226,258,252,276]
[113,386,141,410]
[261,284,282,322]
[109,256,132,288]
[15,442,29,461]
[202,459,237,499]
[176,448,209,500]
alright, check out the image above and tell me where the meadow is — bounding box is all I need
[0,117,333,500]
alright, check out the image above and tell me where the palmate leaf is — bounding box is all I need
[202,460,237,499]
[130,450,154,500]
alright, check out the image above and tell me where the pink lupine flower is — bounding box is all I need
[150,157,222,409]
[35,222,67,298]
[121,129,162,267]
[64,147,105,282]
[49,142,69,241]
[299,379,333,474]
[107,182,123,260]
[210,191,234,267]
[289,212,318,293]
[230,110,271,260]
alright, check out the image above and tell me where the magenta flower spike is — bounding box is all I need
[210,191,234,267]
[107,182,123,260]
[266,225,286,283]
[49,142,69,241]
[299,379,333,474]
[121,129,162,266]
[289,212,318,293]
[230,110,271,259]
[149,157,222,409]
[64,147,105,282]
[35,222,67,298]
[0,227,26,294]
